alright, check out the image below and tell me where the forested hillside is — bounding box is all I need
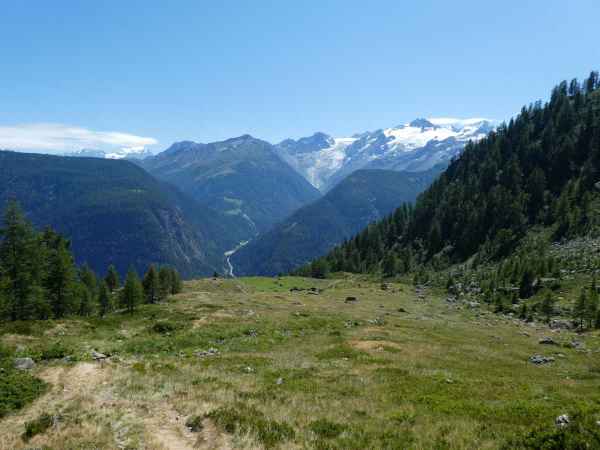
[0,152,229,277]
[232,167,442,276]
[302,72,600,277]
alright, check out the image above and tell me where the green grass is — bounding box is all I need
[1,275,599,449]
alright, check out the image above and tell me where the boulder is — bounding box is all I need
[555,414,570,428]
[91,350,108,360]
[539,337,558,345]
[14,357,35,370]
[549,319,575,330]
[529,354,555,365]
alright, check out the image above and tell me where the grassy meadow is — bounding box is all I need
[1,275,599,449]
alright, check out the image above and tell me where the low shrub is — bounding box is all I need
[207,403,295,448]
[309,418,347,438]
[185,415,204,432]
[22,413,54,442]
[0,370,47,418]
[151,321,177,334]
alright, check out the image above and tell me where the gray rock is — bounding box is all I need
[276,377,283,385]
[529,354,555,365]
[555,414,570,428]
[570,340,585,349]
[14,357,35,370]
[539,337,558,345]
[549,319,575,330]
[91,350,108,360]
[466,301,480,308]
[196,348,219,358]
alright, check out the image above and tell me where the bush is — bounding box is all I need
[185,415,204,432]
[39,342,71,360]
[309,419,347,438]
[0,370,47,418]
[22,413,54,442]
[504,410,600,449]
[151,321,177,334]
[207,403,295,448]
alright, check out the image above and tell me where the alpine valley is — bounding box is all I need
[0,117,492,278]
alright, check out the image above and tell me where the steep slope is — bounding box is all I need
[303,72,600,276]
[276,118,494,191]
[140,135,321,239]
[231,167,442,276]
[0,151,227,277]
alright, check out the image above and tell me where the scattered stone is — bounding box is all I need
[245,329,258,337]
[196,348,219,358]
[62,355,74,363]
[529,354,555,365]
[466,301,480,308]
[445,296,457,303]
[345,296,358,303]
[570,340,585,349]
[539,337,558,345]
[91,350,108,360]
[344,320,360,328]
[381,283,390,291]
[555,414,570,428]
[276,377,283,385]
[14,357,35,370]
[550,319,575,330]
[367,317,385,326]
[243,366,255,373]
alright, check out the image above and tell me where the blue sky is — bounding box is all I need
[1,0,599,154]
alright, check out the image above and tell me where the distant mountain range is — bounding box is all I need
[0,116,493,278]
[231,166,444,276]
[64,147,153,160]
[276,118,494,191]
[139,135,321,239]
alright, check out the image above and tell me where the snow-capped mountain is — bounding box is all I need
[276,118,495,191]
[64,147,153,160]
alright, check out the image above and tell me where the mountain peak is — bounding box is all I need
[276,132,334,155]
[408,118,436,129]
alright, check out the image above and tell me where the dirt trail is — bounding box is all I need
[0,362,109,449]
[0,361,232,450]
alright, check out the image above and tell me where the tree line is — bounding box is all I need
[0,200,182,321]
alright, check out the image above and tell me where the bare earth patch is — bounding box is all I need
[350,340,403,352]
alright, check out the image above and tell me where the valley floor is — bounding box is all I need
[1,276,599,449]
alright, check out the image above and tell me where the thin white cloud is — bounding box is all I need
[0,123,158,154]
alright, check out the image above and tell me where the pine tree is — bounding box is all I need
[79,264,98,298]
[76,281,94,316]
[540,290,555,323]
[382,252,397,277]
[43,231,77,318]
[169,269,182,294]
[105,265,120,293]
[158,267,172,301]
[573,289,587,330]
[98,281,111,317]
[586,280,599,328]
[142,265,160,304]
[120,267,143,314]
[0,200,45,320]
